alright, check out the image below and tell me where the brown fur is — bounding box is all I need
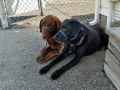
[37,15,62,63]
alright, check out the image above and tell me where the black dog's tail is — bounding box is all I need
[91,26,109,50]
[100,29,109,50]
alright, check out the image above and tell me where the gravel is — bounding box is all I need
[0,28,117,90]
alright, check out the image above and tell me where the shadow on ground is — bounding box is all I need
[8,15,37,23]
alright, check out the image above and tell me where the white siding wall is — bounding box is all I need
[114,2,120,20]
[100,0,120,21]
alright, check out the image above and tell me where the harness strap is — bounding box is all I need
[80,26,84,31]
[59,30,68,40]
[71,35,77,40]
[70,34,85,46]
[42,26,52,34]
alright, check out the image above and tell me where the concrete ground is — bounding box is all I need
[0,28,117,90]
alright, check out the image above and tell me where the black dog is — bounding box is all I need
[39,19,109,80]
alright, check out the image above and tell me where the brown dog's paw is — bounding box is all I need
[36,55,42,61]
[36,56,40,61]
[40,57,48,63]
[37,56,48,63]
[36,55,44,63]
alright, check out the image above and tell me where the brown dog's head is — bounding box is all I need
[39,15,61,39]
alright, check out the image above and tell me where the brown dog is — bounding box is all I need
[37,15,62,63]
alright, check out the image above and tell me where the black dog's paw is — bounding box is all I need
[39,66,50,74]
[51,70,62,80]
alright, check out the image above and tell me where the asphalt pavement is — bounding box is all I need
[0,28,117,90]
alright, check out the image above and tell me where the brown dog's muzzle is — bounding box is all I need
[42,27,53,39]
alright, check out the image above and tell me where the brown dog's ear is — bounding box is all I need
[54,16,62,32]
[39,19,43,33]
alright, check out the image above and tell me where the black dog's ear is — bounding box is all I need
[69,20,81,36]
[39,19,43,33]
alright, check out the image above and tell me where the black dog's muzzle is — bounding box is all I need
[58,26,84,41]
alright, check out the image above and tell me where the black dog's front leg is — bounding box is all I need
[51,46,86,80]
[39,44,70,74]
[51,54,82,80]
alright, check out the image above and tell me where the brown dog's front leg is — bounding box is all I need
[36,46,53,63]
[39,44,70,74]
[39,50,60,63]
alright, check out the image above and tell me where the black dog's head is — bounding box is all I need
[53,19,83,43]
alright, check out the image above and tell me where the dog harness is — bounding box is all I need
[70,34,85,46]
[58,27,85,53]
[59,26,84,41]
[59,33,85,54]
[42,26,52,34]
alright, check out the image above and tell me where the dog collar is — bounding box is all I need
[42,26,52,34]
[59,26,84,41]
[70,34,85,46]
